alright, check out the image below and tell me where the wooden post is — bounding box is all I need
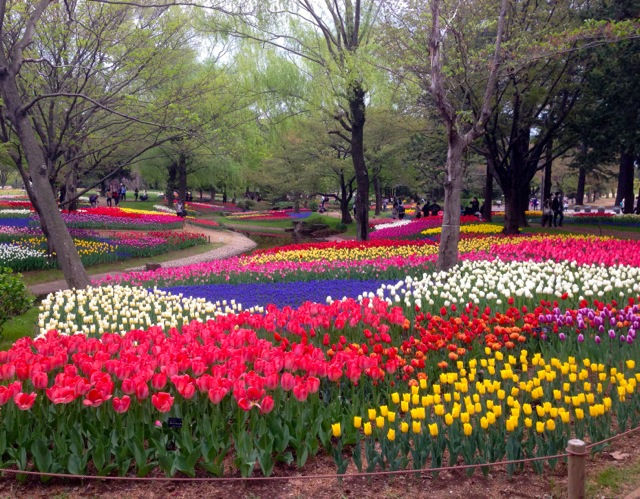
[567,439,586,499]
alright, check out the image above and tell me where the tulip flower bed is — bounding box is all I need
[187,201,240,212]
[422,223,504,236]
[29,207,184,230]
[0,229,207,272]
[187,219,222,230]
[225,209,312,221]
[4,232,640,480]
[370,216,481,240]
[3,283,640,479]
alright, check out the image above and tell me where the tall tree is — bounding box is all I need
[389,0,508,270]
[207,1,385,240]
[0,1,196,286]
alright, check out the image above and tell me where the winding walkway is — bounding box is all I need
[28,226,256,297]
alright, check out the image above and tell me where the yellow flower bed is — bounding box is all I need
[422,224,504,236]
[247,244,440,264]
[13,237,115,256]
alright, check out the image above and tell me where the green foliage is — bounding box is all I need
[236,199,255,211]
[0,268,34,337]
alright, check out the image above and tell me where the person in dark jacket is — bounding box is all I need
[552,192,563,227]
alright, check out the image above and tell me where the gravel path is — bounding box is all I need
[28,227,256,297]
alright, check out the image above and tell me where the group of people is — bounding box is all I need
[541,192,565,227]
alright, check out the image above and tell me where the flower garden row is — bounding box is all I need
[2,195,640,479]
[0,229,208,272]
[0,204,211,271]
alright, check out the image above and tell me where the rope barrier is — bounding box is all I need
[0,426,637,483]
[0,452,569,482]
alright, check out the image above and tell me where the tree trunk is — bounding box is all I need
[503,190,520,234]
[483,159,493,221]
[373,174,382,216]
[165,161,177,208]
[209,188,216,202]
[616,147,635,213]
[177,153,187,202]
[349,85,369,241]
[576,167,586,205]
[66,165,79,212]
[338,172,354,224]
[437,133,465,271]
[0,74,90,288]
[543,141,553,207]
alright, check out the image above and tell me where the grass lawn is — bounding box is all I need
[20,242,222,286]
[0,306,39,350]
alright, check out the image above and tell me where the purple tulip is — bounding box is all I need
[577,334,584,343]
[595,335,601,344]
[559,333,566,341]
[598,325,604,333]
[609,329,616,339]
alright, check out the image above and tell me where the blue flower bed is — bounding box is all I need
[161,279,397,310]
[289,212,312,219]
[0,217,30,227]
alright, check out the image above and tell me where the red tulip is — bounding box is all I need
[151,373,167,390]
[151,392,174,412]
[292,384,308,402]
[46,385,77,404]
[207,387,227,404]
[135,381,149,400]
[29,371,48,390]
[121,378,136,395]
[13,391,36,410]
[0,386,12,405]
[83,388,111,407]
[306,376,320,394]
[0,363,15,380]
[260,396,274,414]
[112,395,131,414]
[280,372,295,391]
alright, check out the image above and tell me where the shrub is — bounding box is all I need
[335,222,347,232]
[0,267,34,336]
[308,200,319,212]
[236,199,255,211]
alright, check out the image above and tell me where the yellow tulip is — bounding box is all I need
[575,408,584,420]
[460,412,470,424]
[546,419,556,431]
[536,421,545,434]
[412,421,421,434]
[401,401,409,413]
[428,423,439,437]
[387,429,396,441]
[368,408,376,420]
[380,405,388,417]
[376,416,385,428]
[464,423,473,436]
[480,417,489,430]
[332,423,341,438]
[444,413,454,426]
[364,422,372,436]
[391,392,400,404]
[524,417,532,428]
[400,422,409,433]
[387,411,396,423]
[353,416,362,429]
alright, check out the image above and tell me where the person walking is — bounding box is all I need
[552,192,564,227]
[113,188,120,206]
[134,188,139,201]
[106,190,112,207]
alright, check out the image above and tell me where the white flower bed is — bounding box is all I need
[153,204,176,214]
[372,219,413,231]
[352,259,640,310]
[37,285,254,338]
[0,243,46,261]
[0,209,31,215]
